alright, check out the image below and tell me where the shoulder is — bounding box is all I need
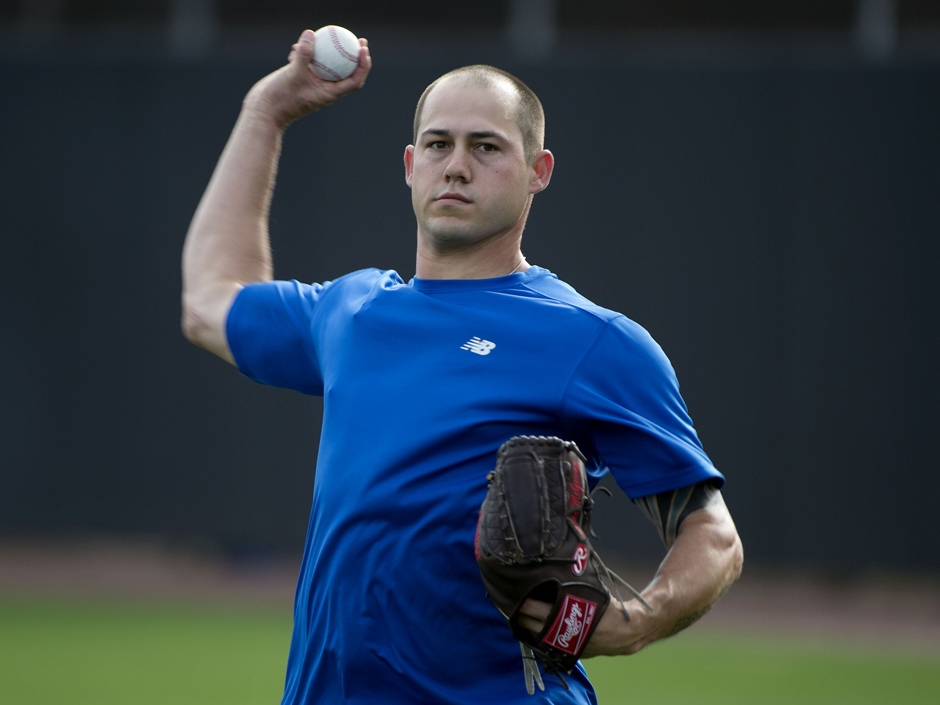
[520,267,624,325]
[306,267,405,299]
[522,268,661,357]
[327,268,405,289]
[531,271,679,402]
[235,268,404,310]
[228,268,405,350]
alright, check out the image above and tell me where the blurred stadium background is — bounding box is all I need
[1,1,939,700]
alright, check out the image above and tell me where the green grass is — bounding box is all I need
[584,631,940,705]
[0,596,292,705]
[1,596,938,704]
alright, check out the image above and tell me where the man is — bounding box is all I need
[182,29,743,704]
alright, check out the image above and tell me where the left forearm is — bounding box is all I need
[523,489,743,659]
[639,504,743,644]
[584,496,743,657]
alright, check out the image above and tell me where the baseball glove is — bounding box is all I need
[475,436,651,694]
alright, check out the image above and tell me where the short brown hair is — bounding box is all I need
[412,65,545,161]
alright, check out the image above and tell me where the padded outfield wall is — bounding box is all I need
[1,51,937,575]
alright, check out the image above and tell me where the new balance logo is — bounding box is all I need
[461,337,496,355]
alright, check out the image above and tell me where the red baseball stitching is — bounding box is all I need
[329,26,359,62]
[312,59,342,80]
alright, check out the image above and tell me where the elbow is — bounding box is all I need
[718,520,744,588]
[711,495,744,586]
[705,511,744,588]
[729,530,744,584]
[181,313,200,346]
[180,296,205,346]
[180,285,238,364]
[180,292,219,350]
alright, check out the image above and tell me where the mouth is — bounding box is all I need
[434,192,472,205]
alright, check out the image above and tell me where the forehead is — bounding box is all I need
[418,75,522,142]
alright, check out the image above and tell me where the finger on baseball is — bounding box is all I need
[335,42,372,90]
[288,29,315,69]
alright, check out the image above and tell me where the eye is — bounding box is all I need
[477,143,498,153]
[428,140,448,150]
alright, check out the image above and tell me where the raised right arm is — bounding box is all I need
[181,29,371,364]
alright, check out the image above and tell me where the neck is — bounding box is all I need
[415,250,529,280]
[414,230,530,280]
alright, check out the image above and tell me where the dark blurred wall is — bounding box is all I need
[1,52,937,575]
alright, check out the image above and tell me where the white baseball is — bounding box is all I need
[311,25,360,81]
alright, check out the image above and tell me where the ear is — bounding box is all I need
[528,149,554,195]
[404,145,415,188]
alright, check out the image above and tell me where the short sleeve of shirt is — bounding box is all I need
[564,315,723,498]
[226,279,325,395]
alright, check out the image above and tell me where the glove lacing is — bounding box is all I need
[583,486,654,619]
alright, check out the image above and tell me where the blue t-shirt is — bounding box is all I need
[226,266,723,704]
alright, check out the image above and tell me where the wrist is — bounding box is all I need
[241,89,294,131]
[582,596,654,658]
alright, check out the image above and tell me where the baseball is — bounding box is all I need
[311,25,361,81]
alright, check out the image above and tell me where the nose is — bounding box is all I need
[444,145,471,183]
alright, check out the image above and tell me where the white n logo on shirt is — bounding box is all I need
[461,337,496,356]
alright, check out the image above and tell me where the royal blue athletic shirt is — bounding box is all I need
[226,266,723,704]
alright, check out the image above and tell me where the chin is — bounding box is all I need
[424,221,485,247]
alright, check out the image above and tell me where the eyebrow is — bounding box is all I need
[421,128,508,142]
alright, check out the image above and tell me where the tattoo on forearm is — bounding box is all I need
[665,579,734,638]
[666,605,712,638]
[634,480,720,548]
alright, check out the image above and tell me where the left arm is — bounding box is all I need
[519,481,743,656]
[584,484,743,656]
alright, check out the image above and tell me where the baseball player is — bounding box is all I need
[182,28,743,704]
